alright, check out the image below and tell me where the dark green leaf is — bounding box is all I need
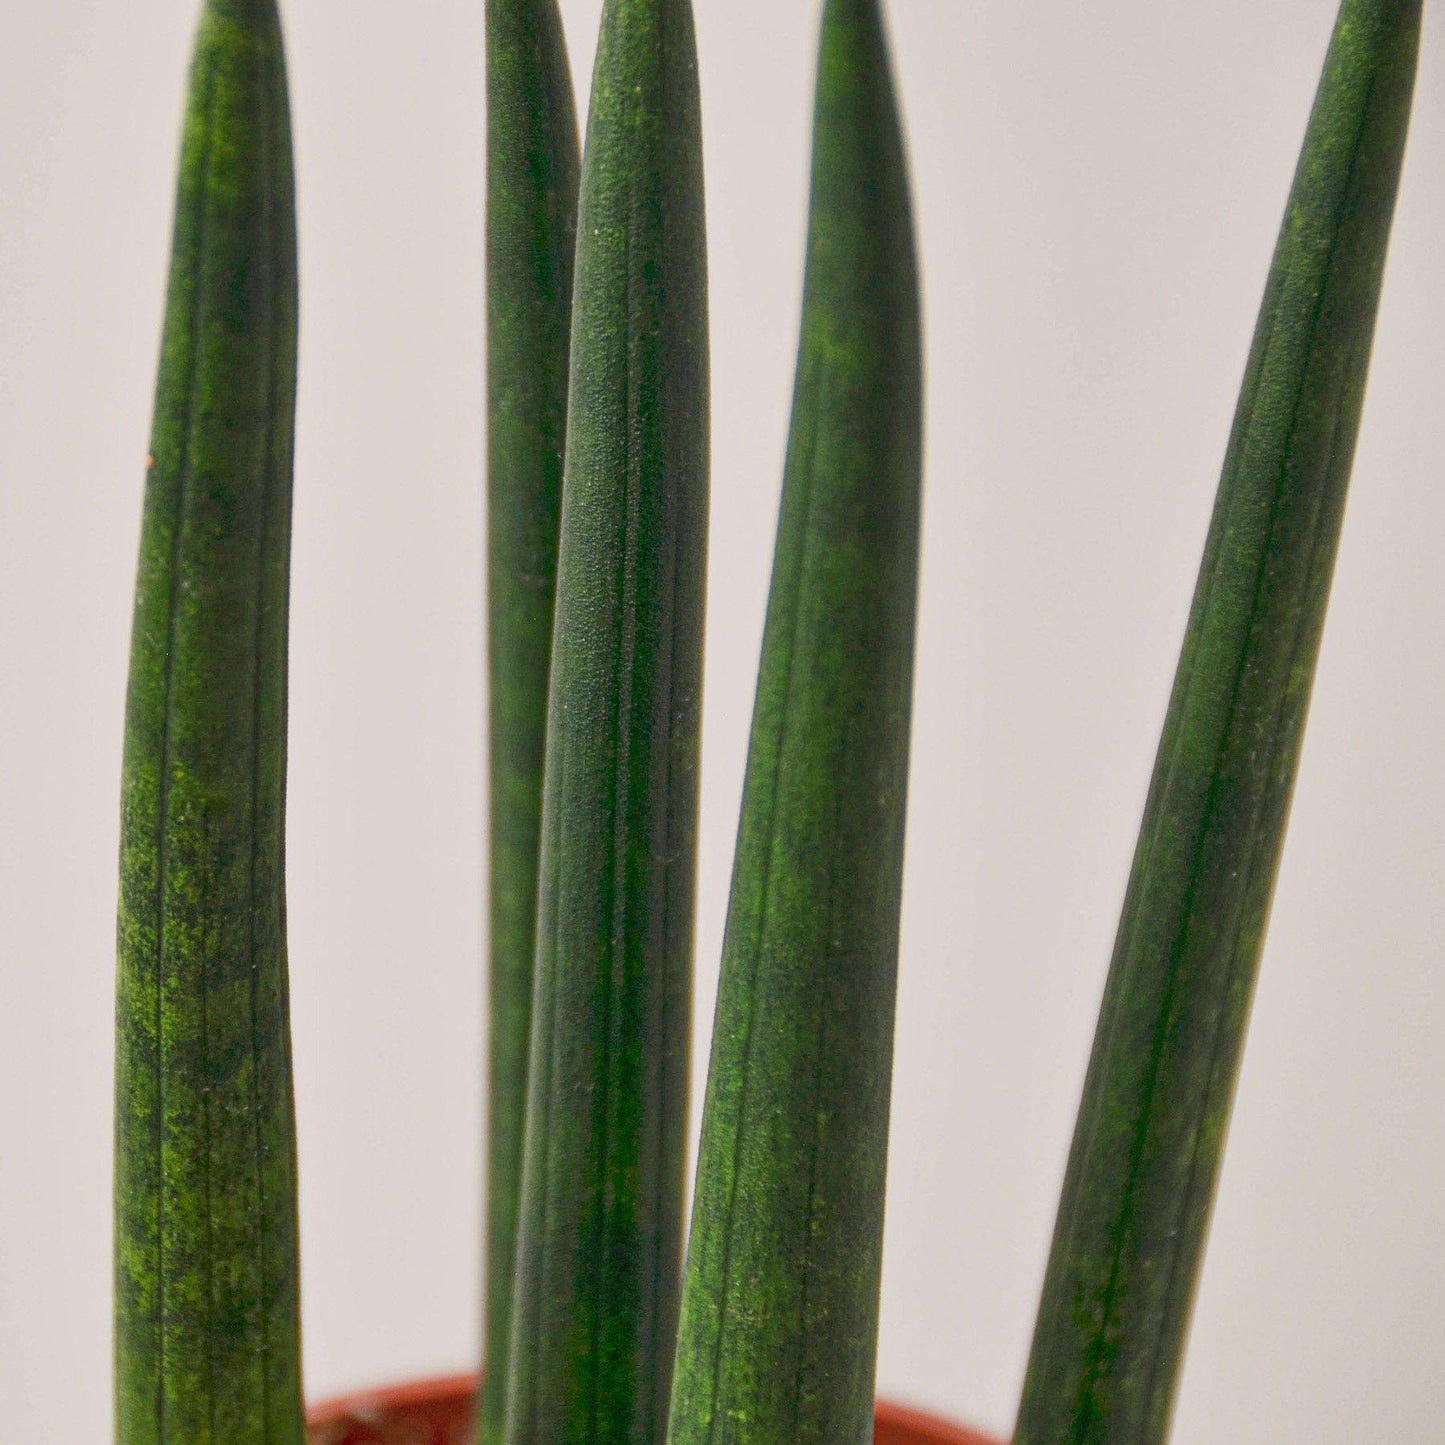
[481,3,580,1441]
[115,3,302,1442]
[502,0,708,1440]
[1015,3,1422,1440]
[667,2,922,1441]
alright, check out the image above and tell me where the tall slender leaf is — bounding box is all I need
[666,3,921,1441]
[115,2,302,1442]
[1015,2,1421,1440]
[502,0,708,1440]
[482,3,579,1440]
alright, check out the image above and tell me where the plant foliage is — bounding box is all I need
[481,2,580,1440]
[1015,2,1423,1439]
[115,2,303,1441]
[667,2,922,1441]
[500,1,709,1440]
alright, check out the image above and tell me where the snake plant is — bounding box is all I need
[480,3,579,1441]
[115,0,1422,1443]
[499,0,709,1439]
[666,1,922,1439]
[1016,2,1421,1439]
[116,1,302,1441]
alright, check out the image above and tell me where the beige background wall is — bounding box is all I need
[3,1,1444,1439]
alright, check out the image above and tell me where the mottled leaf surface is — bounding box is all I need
[115,2,302,1442]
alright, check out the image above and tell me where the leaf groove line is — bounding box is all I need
[152,54,221,1445]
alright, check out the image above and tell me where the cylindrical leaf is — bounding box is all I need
[481,3,580,1440]
[667,2,922,1442]
[115,2,302,1443]
[502,0,709,1440]
[1015,3,1422,1440]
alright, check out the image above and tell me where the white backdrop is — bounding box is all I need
[3,2,1444,1439]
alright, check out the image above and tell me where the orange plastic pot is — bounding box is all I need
[306,1373,1002,1445]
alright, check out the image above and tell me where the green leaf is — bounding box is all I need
[1014,3,1422,1440]
[114,3,302,1443]
[481,3,580,1441]
[501,0,708,1440]
[666,2,921,1441]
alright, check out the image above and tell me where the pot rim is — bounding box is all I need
[306,1372,1001,1445]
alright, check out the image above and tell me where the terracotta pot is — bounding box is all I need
[306,1373,1002,1445]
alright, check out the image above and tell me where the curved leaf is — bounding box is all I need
[1015,3,1422,1440]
